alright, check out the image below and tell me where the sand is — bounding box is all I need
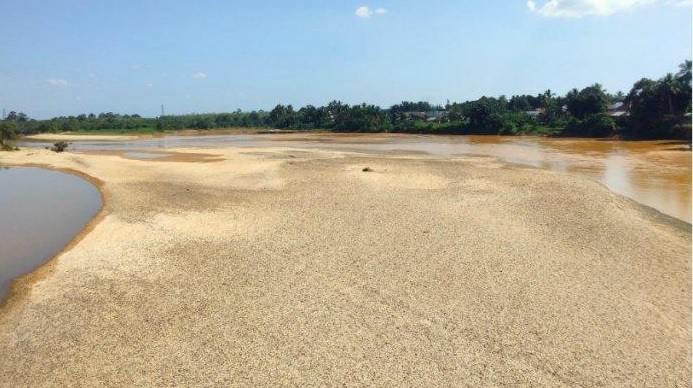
[0,145,690,387]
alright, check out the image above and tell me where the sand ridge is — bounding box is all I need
[0,145,690,387]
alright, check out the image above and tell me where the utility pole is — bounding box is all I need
[161,104,164,117]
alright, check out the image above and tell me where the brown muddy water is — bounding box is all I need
[0,167,101,303]
[19,133,691,223]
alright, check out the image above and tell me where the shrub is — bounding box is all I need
[51,141,69,152]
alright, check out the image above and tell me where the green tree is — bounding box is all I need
[0,121,18,150]
[463,100,493,130]
[626,78,671,138]
[658,73,682,115]
[607,91,626,104]
[676,60,692,87]
[268,104,296,129]
[536,89,566,126]
[461,98,505,134]
[297,105,328,129]
[325,100,349,130]
[625,62,692,138]
[675,60,692,113]
[508,95,533,111]
[565,84,608,120]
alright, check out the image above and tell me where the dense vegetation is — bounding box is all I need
[0,121,18,150]
[2,61,690,142]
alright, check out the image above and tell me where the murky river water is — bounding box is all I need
[20,133,691,223]
[0,167,101,302]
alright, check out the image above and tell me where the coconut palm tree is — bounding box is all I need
[658,73,680,115]
[675,60,692,114]
[676,60,691,87]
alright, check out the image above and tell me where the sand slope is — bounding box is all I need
[0,147,690,387]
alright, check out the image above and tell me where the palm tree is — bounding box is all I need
[675,60,692,114]
[657,73,680,115]
[676,60,692,87]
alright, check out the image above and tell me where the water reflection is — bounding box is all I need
[19,134,691,222]
[602,151,632,197]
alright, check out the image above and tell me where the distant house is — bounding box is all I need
[524,108,545,117]
[407,111,428,120]
[425,110,448,122]
[607,102,629,117]
[406,110,448,122]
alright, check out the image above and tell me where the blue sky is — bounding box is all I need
[0,0,690,119]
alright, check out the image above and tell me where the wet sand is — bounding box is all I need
[0,145,690,387]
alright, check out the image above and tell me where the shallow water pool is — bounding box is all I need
[0,167,101,303]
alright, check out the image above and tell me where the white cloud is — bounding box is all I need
[192,72,207,79]
[528,0,655,17]
[669,0,691,6]
[356,6,387,18]
[130,64,142,71]
[47,79,68,87]
[356,6,372,17]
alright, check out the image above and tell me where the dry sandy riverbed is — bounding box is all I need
[0,145,690,387]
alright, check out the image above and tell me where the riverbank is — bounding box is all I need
[20,127,301,142]
[0,145,690,386]
[23,133,144,141]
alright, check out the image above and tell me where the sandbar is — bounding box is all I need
[0,145,690,387]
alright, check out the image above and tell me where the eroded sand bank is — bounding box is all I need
[0,146,690,387]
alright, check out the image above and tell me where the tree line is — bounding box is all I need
[1,61,690,145]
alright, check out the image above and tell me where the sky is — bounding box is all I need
[0,0,691,119]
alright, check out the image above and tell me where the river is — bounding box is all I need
[19,133,691,222]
